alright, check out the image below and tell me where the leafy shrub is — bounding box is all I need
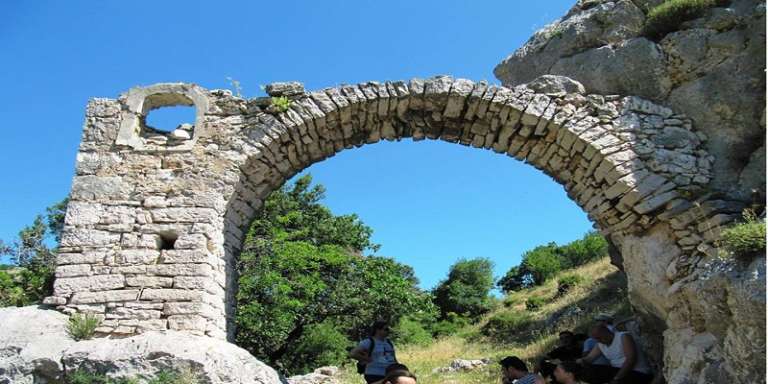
[719,211,766,259]
[480,311,535,342]
[557,274,585,296]
[0,269,28,307]
[0,199,65,308]
[498,232,607,293]
[67,313,101,341]
[523,244,563,285]
[503,295,521,308]
[558,232,608,268]
[431,312,470,338]
[643,0,729,39]
[271,96,292,112]
[525,296,547,311]
[393,316,433,346]
[279,322,351,375]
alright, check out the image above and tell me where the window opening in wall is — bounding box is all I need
[144,105,196,135]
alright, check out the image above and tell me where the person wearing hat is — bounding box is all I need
[500,356,546,384]
[581,313,614,366]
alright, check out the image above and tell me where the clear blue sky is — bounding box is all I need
[0,1,590,290]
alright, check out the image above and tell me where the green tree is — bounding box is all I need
[248,174,379,254]
[235,175,435,374]
[497,232,608,293]
[497,265,535,292]
[558,231,608,268]
[522,243,562,285]
[0,198,67,307]
[432,258,494,320]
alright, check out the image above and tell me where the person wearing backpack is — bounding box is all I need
[350,321,398,383]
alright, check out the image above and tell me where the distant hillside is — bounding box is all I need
[335,257,629,384]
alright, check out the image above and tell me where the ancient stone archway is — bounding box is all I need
[46,76,750,379]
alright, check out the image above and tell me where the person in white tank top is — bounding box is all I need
[576,325,653,384]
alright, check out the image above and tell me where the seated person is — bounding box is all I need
[577,325,653,384]
[383,369,417,384]
[538,331,584,379]
[548,331,583,360]
[582,314,614,366]
[370,364,412,384]
[500,356,546,384]
[554,361,587,384]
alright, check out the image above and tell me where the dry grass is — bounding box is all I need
[336,257,628,384]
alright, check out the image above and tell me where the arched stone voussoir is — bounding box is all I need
[47,76,734,342]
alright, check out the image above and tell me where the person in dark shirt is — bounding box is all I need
[537,331,584,382]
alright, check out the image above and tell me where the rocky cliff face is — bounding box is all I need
[495,0,766,203]
[494,1,766,383]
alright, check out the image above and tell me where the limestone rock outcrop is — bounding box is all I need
[494,2,766,382]
[0,306,75,383]
[0,306,282,384]
[495,0,766,202]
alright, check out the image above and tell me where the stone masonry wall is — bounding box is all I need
[43,76,754,380]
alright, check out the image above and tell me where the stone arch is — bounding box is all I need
[48,76,745,366]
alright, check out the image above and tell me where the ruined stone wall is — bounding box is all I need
[43,74,757,381]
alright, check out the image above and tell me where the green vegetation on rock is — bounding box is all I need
[719,210,766,260]
[271,96,292,112]
[643,0,729,39]
[67,313,101,341]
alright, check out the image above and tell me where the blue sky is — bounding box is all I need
[0,0,590,289]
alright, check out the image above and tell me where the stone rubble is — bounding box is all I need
[287,366,339,384]
[432,358,491,373]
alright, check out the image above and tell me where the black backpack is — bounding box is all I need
[356,337,395,374]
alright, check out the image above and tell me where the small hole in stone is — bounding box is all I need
[144,105,196,134]
[159,233,178,250]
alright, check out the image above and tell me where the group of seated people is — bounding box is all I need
[351,314,654,384]
[500,313,654,384]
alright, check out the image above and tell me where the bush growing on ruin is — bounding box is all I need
[67,313,101,341]
[643,0,729,39]
[271,96,292,112]
[719,210,766,259]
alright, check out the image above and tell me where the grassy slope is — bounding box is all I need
[336,257,629,384]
